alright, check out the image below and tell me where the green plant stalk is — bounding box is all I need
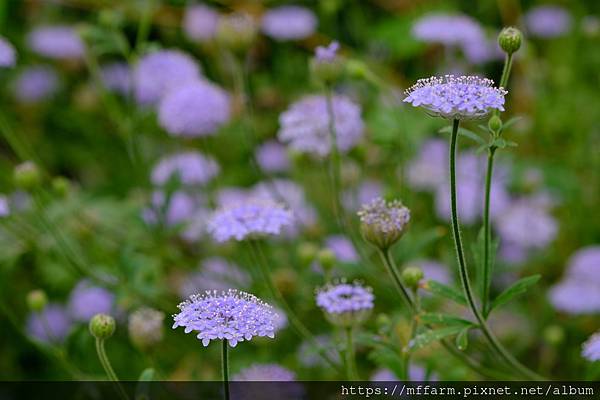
[481,146,497,316]
[345,327,360,380]
[499,53,514,90]
[377,249,413,309]
[402,288,420,380]
[221,340,230,400]
[95,338,129,400]
[448,119,543,380]
[324,85,344,225]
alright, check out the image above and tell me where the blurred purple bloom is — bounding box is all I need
[525,6,572,38]
[412,14,485,47]
[183,4,220,42]
[255,140,290,173]
[172,289,277,347]
[326,235,359,263]
[278,94,364,156]
[582,332,600,362]
[207,198,294,242]
[407,139,448,191]
[415,259,451,285]
[496,199,558,250]
[13,66,59,103]
[158,79,230,137]
[252,179,316,228]
[99,62,131,96]
[180,207,211,242]
[179,257,251,297]
[317,282,374,315]
[233,363,296,381]
[133,49,201,106]
[0,36,16,67]
[549,279,600,314]
[315,41,339,62]
[68,280,114,322]
[27,304,72,344]
[404,75,506,120]
[0,195,9,217]
[565,246,600,282]
[143,190,198,227]
[261,6,317,41]
[151,151,219,187]
[27,25,84,60]
[344,179,383,211]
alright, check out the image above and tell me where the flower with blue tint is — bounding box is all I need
[496,199,558,251]
[412,14,485,47]
[27,25,84,60]
[0,195,9,217]
[183,4,220,42]
[261,6,317,41]
[207,198,294,242]
[143,190,199,227]
[172,289,277,347]
[13,66,59,103]
[68,280,114,322]
[252,179,316,230]
[525,5,572,38]
[27,304,72,344]
[325,235,359,263]
[158,79,230,137]
[151,151,219,187]
[99,62,131,96]
[582,332,600,362]
[255,140,290,173]
[565,246,600,282]
[317,282,374,326]
[404,75,506,120]
[407,139,448,191]
[315,41,339,62]
[0,36,16,67]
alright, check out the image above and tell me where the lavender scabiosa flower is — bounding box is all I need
[261,6,317,41]
[233,363,296,381]
[143,190,198,227]
[315,41,339,62]
[358,197,410,250]
[255,140,290,173]
[158,79,230,137]
[183,4,220,42]
[68,280,115,322]
[207,198,294,242]
[496,199,558,251]
[128,307,165,350]
[13,66,59,103]
[133,49,201,106]
[325,235,359,263]
[582,332,600,362]
[27,25,84,60]
[0,36,16,67]
[564,246,600,282]
[412,14,485,47]
[27,304,72,344]
[179,257,251,297]
[252,179,316,230]
[317,282,374,327]
[151,151,219,187]
[404,75,507,120]
[407,139,448,191]
[525,6,572,39]
[99,62,131,96]
[172,289,277,347]
[343,179,384,211]
[278,94,364,157]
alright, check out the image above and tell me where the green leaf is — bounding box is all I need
[408,326,465,351]
[506,140,518,147]
[501,116,523,131]
[456,327,470,351]
[490,275,541,312]
[439,126,487,145]
[423,280,467,306]
[418,313,476,327]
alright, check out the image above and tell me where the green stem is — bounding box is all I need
[377,249,414,309]
[324,85,344,225]
[95,338,129,400]
[482,146,497,316]
[499,53,514,89]
[448,119,544,380]
[402,288,420,380]
[221,340,230,400]
[344,327,359,380]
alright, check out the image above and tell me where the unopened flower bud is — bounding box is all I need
[543,325,565,346]
[89,313,115,340]
[128,307,164,350]
[297,242,318,265]
[317,248,336,271]
[14,161,42,190]
[51,176,70,197]
[345,59,369,80]
[27,290,48,312]
[498,27,522,55]
[358,197,410,250]
[216,13,257,53]
[488,115,502,134]
[402,266,424,289]
[310,41,344,84]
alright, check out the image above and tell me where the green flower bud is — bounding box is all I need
[488,115,503,134]
[51,176,71,197]
[358,198,410,251]
[345,59,369,80]
[89,313,116,340]
[317,248,336,270]
[13,161,42,190]
[216,13,257,53]
[26,290,48,312]
[297,242,319,265]
[402,266,424,289]
[498,27,522,55]
[543,325,565,346]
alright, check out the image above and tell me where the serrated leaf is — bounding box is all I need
[423,280,467,306]
[418,313,476,327]
[408,326,464,351]
[439,126,486,145]
[490,275,541,312]
[456,327,470,351]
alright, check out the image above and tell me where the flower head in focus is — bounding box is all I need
[404,75,507,120]
[128,307,165,350]
[358,197,410,250]
[172,289,277,347]
[151,151,219,187]
[582,332,600,362]
[316,282,374,327]
[261,6,317,41]
[27,25,84,60]
[0,36,16,67]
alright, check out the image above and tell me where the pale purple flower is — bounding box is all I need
[68,280,114,322]
[13,66,59,103]
[158,79,230,137]
[549,279,600,314]
[582,332,600,362]
[179,257,251,297]
[261,6,317,41]
[407,139,448,191]
[272,306,288,332]
[252,179,316,228]
[278,94,364,156]
[27,304,72,344]
[496,199,558,250]
[415,259,451,285]
[180,207,211,242]
[207,198,294,242]
[216,187,250,208]
[99,62,131,96]
[412,14,485,47]
[183,4,220,42]
[27,25,84,60]
[172,289,277,347]
[344,179,384,211]
[525,5,572,38]
[326,235,359,263]
[317,282,374,316]
[0,36,16,67]
[133,49,201,106]
[358,197,411,240]
[151,151,219,187]
[255,140,290,173]
[0,195,9,217]
[143,190,198,227]
[233,363,296,381]
[565,246,600,282]
[404,75,507,120]
[315,41,339,62]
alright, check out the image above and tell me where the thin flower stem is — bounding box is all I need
[482,146,497,316]
[95,338,129,400]
[344,327,360,380]
[499,53,514,90]
[402,288,420,380]
[449,119,544,380]
[324,85,344,225]
[221,340,230,400]
[377,249,414,309]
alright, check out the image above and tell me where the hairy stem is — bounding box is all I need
[95,338,128,400]
[345,327,359,380]
[221,340,230,400]
[481,146,496,316]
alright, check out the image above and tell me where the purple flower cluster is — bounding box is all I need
[343,179,383,211]
[404,75,507,120]
[68,280,115,322]
[315,41,339,62]
[325,235,359,263]
[278,94,364,156]
[316,282,374,326]
[406,139,447,190]
[582,332,600,362]
[179,257,251,297]
[261,6,317,41]
[143,190,199,227]
[358,197,411,237]
[172,289,277,347]
[0,36,16,67]
[13,66,59,103]
[255,140,290,173]
[158,79,230,137]
[27,25,84,60]
[252,179,317,230]
[207,198,294,242]
[525,6,572,38]
[26,304,72,344]
[151,151,219,187]
[183,4,220,42]
[233,363,296,381]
